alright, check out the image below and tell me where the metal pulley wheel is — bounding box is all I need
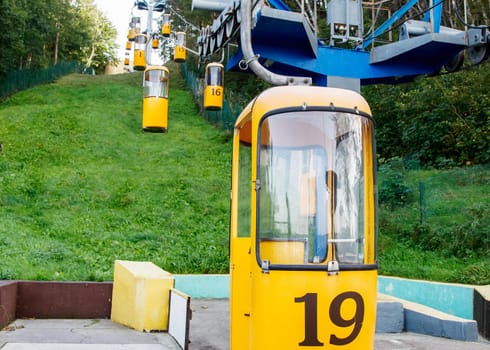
[467,43,490,65]
[444,50,465,72]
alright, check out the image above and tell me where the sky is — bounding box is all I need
[93,0,138,59]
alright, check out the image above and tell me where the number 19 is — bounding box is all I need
[294,292,365,347]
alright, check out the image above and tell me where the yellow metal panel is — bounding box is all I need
[162,24,171,36]
[363,122,376,264]
[111,260,174,332]
[174,46,186,63]
[142,97,168,132]
[229,238,252,350]
[134,50,146,71]
[204,85,223,110]
[260,240,306,264]
[251,86,372,118]
[250,269,377,349]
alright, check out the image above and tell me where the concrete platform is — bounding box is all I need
[2,299,490,350]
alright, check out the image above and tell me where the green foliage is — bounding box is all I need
[378,157,413,209]
[377,164,490,284]
[412,204,490,259]
[0,0,117,77]
[364,64,490,168]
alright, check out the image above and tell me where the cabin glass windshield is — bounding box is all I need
[206,65,223,86]
[144,70,168,98]
[257,110,372,267]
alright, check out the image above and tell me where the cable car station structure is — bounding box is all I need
[194,0,488,88]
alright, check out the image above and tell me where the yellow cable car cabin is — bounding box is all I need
[204,63,224,111]
[133,34,148,71]
[127,17,140,41]
[131,16,141,34]
[173,32,187,63]
[126,41,132,51]
[162,14,171,37]
[151,35,159,49]
[230,85,378,350]
[127,28,136,41]
[142,66,169,132]
[124,57,130,66]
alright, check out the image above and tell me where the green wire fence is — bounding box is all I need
[0,61,84,100]
[180,62,244,131]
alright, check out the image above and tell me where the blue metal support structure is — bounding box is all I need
[194,0,481,86]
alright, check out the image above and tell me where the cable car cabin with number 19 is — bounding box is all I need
[230,85,378,350]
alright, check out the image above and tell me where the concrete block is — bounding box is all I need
[111,260,174,332]
[403,300,478,341]
[0,281,17,329]
[376,295,404,333]
[474,285,490,340]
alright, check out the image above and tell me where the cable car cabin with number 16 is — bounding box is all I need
[204,62,224,111]
[230,85,378,350]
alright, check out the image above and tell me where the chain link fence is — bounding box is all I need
[0,61,84,100]
[180,62,244,131]
[379,160,489,230]
[418,164,490,226]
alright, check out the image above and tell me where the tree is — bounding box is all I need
[0,0,118,76]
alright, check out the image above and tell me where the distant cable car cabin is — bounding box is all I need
[142,66,169,133]
[127,28,136,41]
[126,41,132,51]
[124,57,130,66]
[204,62,224,111]
[127,17,141,41]
[162,14,171,37]
[151,35,159,49]
[133,34,148,71]
[173,32,187,63]
[131,16,141,34]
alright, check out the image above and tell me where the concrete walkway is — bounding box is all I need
[1,299,490,350]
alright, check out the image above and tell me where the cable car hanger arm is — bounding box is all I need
[240,0,312,86]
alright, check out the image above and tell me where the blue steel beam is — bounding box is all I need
[362,0,419,49]
[267,0,291,11]
[423,0,444,32]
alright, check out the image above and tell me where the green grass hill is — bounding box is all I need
[0,65,231,281]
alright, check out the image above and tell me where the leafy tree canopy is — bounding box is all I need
[0,0,117,76]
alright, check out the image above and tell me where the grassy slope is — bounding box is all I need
[0,65,231,281]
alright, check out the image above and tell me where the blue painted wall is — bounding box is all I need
[174,274,475,320]
[175,274,229,299]
[378,276,474,319]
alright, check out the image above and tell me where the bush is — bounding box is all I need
[378,157,413,209]
[410,204,490,259]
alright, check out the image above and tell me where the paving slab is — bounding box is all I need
[1,299,490,350]
[2,345,168,350]
[0,319,180,350]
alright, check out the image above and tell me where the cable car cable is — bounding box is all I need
[451,0,490,29]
